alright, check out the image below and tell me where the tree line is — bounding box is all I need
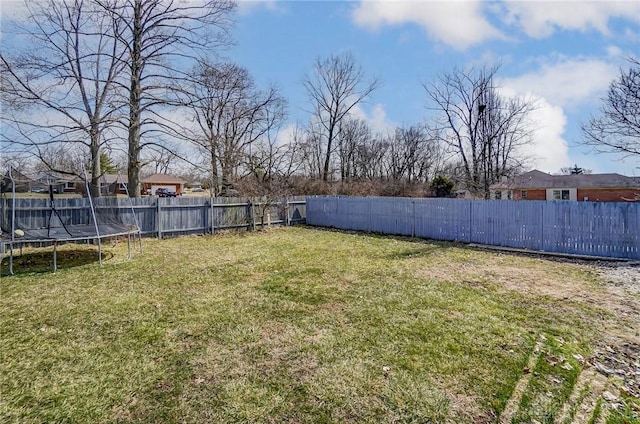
[2,1,637,199]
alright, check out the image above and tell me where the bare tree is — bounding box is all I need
[299,126,325,179]
[336,118,371,182]
[302,52,379,182]
[182,61,286,196]
[236,122,306,226]
[385,125,442,183]
[581,57,640,159]
[97,0,236,196]
[356,135,388,180]
[147,143,181,175]
[425,65,536,198]
[1,0,126,195]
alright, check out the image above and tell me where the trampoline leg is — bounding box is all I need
[98,238,103,266]
[53,242,57,273]
[9,242,14,275]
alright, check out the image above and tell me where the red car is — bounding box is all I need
[155,188,177,197]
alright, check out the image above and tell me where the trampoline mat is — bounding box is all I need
[1,223,139,243]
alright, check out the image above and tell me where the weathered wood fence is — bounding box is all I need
[0,196,306,239]
[306,196,640,260]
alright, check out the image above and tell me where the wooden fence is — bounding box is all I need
[306,196,640,260]
[0,196,307,239]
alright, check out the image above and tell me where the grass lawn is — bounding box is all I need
[1,227,638,423]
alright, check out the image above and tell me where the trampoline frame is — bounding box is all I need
[1,167,142,274]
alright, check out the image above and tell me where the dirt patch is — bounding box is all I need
[596,264,640,295]
[416,253,639,331]
[414,251,640,419]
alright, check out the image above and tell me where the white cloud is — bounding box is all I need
[274,123,300,147]
[496,57,628,173]
[501,0,640,38]
[525,97,571,173]
[352,1,639,48]
[0,1,27,21]
[500,58,617,108]
[605,45,624,58]
[352,0,507,50]
[349,103,397,135]
[236,0,281,15]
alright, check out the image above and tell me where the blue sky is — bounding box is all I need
[229,0,640,176]
[1,0,638,176]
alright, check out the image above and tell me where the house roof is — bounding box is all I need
[34,171,83,184]
[100,174,128,184]
[491,170,640,190]
[3,169,35,182]
[142,173,185,184]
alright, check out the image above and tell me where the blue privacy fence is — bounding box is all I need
[306,196,640,259]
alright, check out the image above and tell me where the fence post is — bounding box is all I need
[286,197,290,226]
[247,199,255,231]
[210,198,215,234]
[156,198,162,239]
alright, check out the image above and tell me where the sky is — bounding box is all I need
[227,0,640,176]
[1,0,639,176]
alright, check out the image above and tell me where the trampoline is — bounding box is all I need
[1,167,142,274]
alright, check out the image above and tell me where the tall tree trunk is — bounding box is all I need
[127,0,143,197]
[90,125,102,198]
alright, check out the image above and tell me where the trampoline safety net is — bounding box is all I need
[1,168,140,243]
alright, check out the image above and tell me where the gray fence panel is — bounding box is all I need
[542,201,639,258]
[1,196,307,240]
[288,200,306,224]
[339,197,371,231]
[469,200,545,249]
[306,196,640,260]
[306,196,336,227]
[369,197,413,236]
[158,197,210,236]
[414,198,472,242]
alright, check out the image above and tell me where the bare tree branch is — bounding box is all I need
[1,0,126,195]
[302,52,380,182]
[580,57,640,160]
[424,65,536,198]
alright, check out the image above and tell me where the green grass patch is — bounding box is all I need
[512,334,585,423]
[0,227,625,423]
[607,400,640,424]
[589,397,604,424]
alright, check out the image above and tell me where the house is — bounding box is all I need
[100,174,128,195]
[1,169,40,193]
[185,181,203,190]
[1,169,84,194]
[141,173,185,196]
[33,171,83,193]
[490,170,640,202]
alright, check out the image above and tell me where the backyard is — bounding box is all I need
[1,227,638,423]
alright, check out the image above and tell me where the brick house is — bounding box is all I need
[33,171,83,193]
[490,170,640,202]
[141,173,185,196]
[100,174,128,195]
